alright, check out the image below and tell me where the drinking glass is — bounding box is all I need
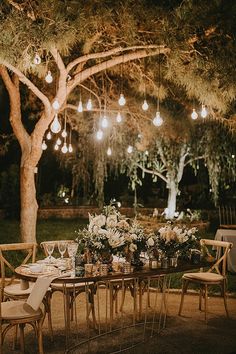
[67,243,79,276]
[46,243,55,263]
[58,242,67,259]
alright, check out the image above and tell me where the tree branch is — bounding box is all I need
[136,162,168,183]
[184,154,207,167]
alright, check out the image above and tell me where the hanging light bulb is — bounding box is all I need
[142,99,149,111]
[201,105,207,118]
[56,137,62,146]
[54,144,59,151]
[127,145,133,154]
[68,143,73,153]
[33,53,41,65]
[107,147,112,156]
[96,129,103,140]
[191,108,198,120]
[61,130,67,138]
[86,98,92,111]
[52,98,60,110]
[50,114,61,133]
[61,142,68,154]
[45,71,53,83]
[101,115,109,129]
[42,140,47,150]
[145,150,149,156]
[153,111,163,127]
[46,131,52,140]
[77,100,83,113]
[118,93,126,106]
[116,112,122,123]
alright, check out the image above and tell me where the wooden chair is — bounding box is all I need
[178,239,233,322]
[0,243,53,339]
[219,205,236,229]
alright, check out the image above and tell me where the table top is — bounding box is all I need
[15,260,209,284]
[215,228,236,237]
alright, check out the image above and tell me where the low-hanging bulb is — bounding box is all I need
[46,131,52,140]
[61,130,67,138]
[86,98,92,111]
[116,112,122,123]
[42,140,47,150]
[191,108,198,120]
[153,111,163,127]
[54,144,59,151]
[45,71,53,83]
[50,114,61,133]
[96,129,103,140]
[52,99,60,110]
[107,147,112,156]
[61,143,68,154]
[33,53,41,65]
[68,144,73,153]
[56,137,62,146]
[77,100,83,113]
[127,145,133,154]
[201,105,207,118]
[101,116,109,129]
[142,99,149,111]
[118,93,126,106]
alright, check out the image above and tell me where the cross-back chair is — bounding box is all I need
[178,239,233,322]
[219,205,236,229]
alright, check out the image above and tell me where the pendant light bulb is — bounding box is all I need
[42,140,47,150]
[61,130,67,138]
[96,129,103,141]
[68,144,73,153]
[52,99,60,110]
[33,53,41,65]
[191,108,198,120]
[45,71,53,83]
[116,112,122,123]
[142,99,149,111]
[153,111,163,127]
[107,147,112,156]
[46,131,52,140]
[56,137,62,146]
[50,114,61,134]
[86,98,92,111]
[54,144,59,151]
[101,116,109,129]
[201,105,207,118]
[77,100,83,113]
[118,93,126,106]
[127,145,133,154]
[61,143,68,154]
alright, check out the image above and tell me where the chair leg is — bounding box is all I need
[204,284,208,323]
[222,280,230,318]
[19,323,25,354]
[199,286,203,311]
[37,319,44,354]
[43,292,53,340]
[178,279,188,316]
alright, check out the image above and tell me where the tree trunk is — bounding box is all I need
[20,163,38,243]
[166,179,178,219]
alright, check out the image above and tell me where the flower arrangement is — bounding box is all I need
[154,222,200,258]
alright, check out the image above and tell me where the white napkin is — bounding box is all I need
[26,275,55,311]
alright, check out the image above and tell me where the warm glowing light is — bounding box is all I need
[61,143,68,154]
[101,116,109,129]
[96,129,103,140]
[42,140,47,150]
[232,154,235,159]
[77,100,83,113]
[191,108,198,120]
[54,144,59,151]
[201,105,207,118]
[118,93,126,106]
[68,144,73,153]
[46,131,52,140]
[56,137,62,146]
[52,99,60,110]
[145,150,149,156]
[127,145,133,154]
[45,71,53,83]
[33,53,41,65]
[107,147,112,156]
[142,99,149,111]
[86,98,92,111]
[153,111,163,126]
[61,130,67,138]
[50,114,61,133]
[116,112,122,123]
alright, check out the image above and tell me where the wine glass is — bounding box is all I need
[67,243,79,276]
[58,242,67,259]
[46,243,55,263]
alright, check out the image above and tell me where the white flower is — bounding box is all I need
[147,237,155,247]
[130,233,138,241]
[92,214,106,227]
[129,243,137,252]
[106,215,118,228]
[117,220,130,230]
[107,229,125,248]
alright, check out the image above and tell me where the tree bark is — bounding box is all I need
[166,179,178,219]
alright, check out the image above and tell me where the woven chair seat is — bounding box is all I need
[1,301,42,320]
[183,272,224,282]
[4,281,35,297]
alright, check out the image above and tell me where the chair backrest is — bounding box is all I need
[40,240,76,257]
[219,205,236,227]
[0,243,37,299]
[200,239,233,276]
